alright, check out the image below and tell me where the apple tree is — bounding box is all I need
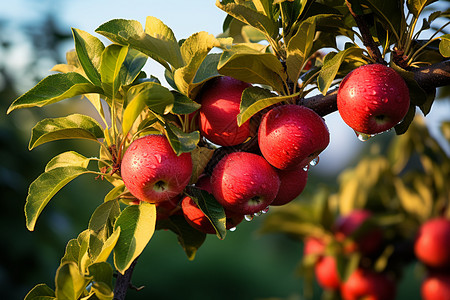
[6,0,450,299]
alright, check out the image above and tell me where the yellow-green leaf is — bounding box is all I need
[113,202,156,274]
[55,262,89,300]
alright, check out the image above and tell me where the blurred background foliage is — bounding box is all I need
[1,1,449,300]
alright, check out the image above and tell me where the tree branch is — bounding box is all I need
[113,257,140,300]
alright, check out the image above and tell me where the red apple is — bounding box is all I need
[210,152,280,215]
[315,255,341,290]
[414,217,450,268]
[258,104,330,170]
[181,175,243,234]
[421,273,450,300]
[120,134,192,203]
[271,166,308,206]
[341,269,396,300]
[335,209,382,255]
[155,196,181,220]
[198,76,252,146]
[303,237,326,257]
[337,64,410,135]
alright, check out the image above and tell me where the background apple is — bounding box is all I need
[414,217,450,268]
[421,272,450,300]
[315,255,341,290]
[211,151,280,215]
[341,268,396,300]
[198,76,252,146]
[120,135,193,203]
[258,104,330,170]
[334,209,383,255]
[337,64,410,135]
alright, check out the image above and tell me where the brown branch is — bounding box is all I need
[345,0,385,64]
[113,257,140,300]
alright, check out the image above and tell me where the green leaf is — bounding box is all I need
[113,202,156,274]
[363,0,404,39]
[157,215,206,260]
[165,122,200,155]
[100,44,129,99]
[394,105,416,135]
[188,53,222,99]
[317,47,365,95]
[104,184,126,202]
[174,32,220,96]
[120,48,148,87]
[55,262,89,300]
[286,17,316,84]
[61,239,81,266]
[25,166,91,231]
[77,230,91,273]
[87,262,114,288]
[407,0,438,18]
[171,91,201,115]
[216,0,278,38]
[238,86,275,125]
[123,82,174,134]
[95,18,183,70]
[72,28,105,87]
[91,282,114,300]
[29,114,104,150]
[45,151,90,172]
[218,43,287,92]
[439,34,450,57]
[391,61,427,108]
[185,186,227,240]
[7,72,102,114]
[88,200,121,262]
[25,284,55,300]
[94,227,121,263]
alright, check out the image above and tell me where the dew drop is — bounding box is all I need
[155,154,162,164]
[355,131,374,142]
[303,165,310,171]
[244,214,254,221]
[310,156,319,167]
[229,226,237,232]
[254,211,263,217]
[261,207,270,214]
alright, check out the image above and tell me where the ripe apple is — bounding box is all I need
[198,76,252,146]
[421,273,450,300]
[258,104,330,170]
[120,134,192,203]
[414,217,450,268]
[341,269,396,300]
[271,166,308,206]
[210,151,280,215]
[181,175,244,234]
[337,64,410,135]
[303,237,326,257]
[315,255,341,290]
[334,209,382,255]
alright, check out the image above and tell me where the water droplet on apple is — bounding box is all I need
[261,207,270,214]
[244,214,254,221]
[254,211,263,217]
[303,165,309,171]
[310,156,319,167]
[155,154,162,163]
[229,226,237,232]
[355,131,374,142]
[382,98,388,103]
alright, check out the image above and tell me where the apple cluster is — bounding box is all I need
[414,218,450,299]
[304,209,396,300]
[120,63,412,238]
[120,75,330,234]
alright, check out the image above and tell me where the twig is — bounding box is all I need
[345,0,385,64]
